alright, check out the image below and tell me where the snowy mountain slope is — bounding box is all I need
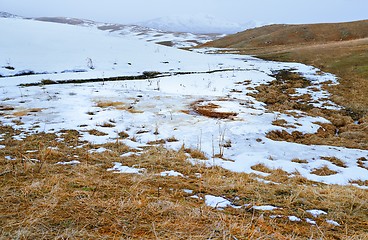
[0,17,367,187]
[0,11,20,19]
[0,11,223,49]
[0,17,238,81]
[139,15,263,34]
[34,16,225,48]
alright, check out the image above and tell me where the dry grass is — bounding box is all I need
[1,125,368,239]
[85,129,108,136]
[117,131,129,139]
[202,20,368,49]
[250,164,273,174]
[95,100,143,114]
[97,122,116,128]
[244,70,368,150]
[357,157,368,171]
[291,159,308,164]
[320,157,347,168]
[10,108,43,117]
[95,100,124,108]
[191,100,238,119]
[310,166,339,176]
[184,148,207,160]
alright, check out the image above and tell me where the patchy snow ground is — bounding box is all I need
[1,17,367,187]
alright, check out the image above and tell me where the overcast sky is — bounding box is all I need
[1,0,367,25]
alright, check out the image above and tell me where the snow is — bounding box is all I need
[270,215,283,219]
[288,216,302,222]
[107,162,145,174]
[307,209,328,218]
[306,218,317,225]
[56,160,81,165]
[205,195,233,209]
[183,189,193,194]
[252,205,279,211]
[28,14,224,49]
[1,17,367,187]
[326,219,341,226]
[88,147,110,153]
[139,14,263,34]
[120,152,142,158]
[160,170,184,177]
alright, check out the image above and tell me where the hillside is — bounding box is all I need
[202,20,368,48]
[202,20,368,118]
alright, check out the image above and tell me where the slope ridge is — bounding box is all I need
[203,20,368,48]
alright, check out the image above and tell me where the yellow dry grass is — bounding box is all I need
[11,108,43,117]
[243,70,368,150]
[1,125,368,239]
[95,100,124,108]
[95,100,143,113]
[191,100,238,119]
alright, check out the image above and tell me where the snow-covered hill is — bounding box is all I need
[33,15,225,48]
[0,17,239,80]
[0,11,224,49]
[139,15,261,34]
[0,17,367,187]
[0,11,20,18]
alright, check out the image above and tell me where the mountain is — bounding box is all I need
[0,11,20,18]
[139,15,262,34]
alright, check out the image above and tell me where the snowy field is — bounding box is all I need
[1,17,367,187]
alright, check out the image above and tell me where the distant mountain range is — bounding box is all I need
[138,15,264,34]
[0,11,20,18]
[0,11,264,35]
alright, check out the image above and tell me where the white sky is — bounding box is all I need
[1,0,367,25]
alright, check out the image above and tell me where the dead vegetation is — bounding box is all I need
[320,157,347,168]
[245,70,368,150]
[95,100,124,108]
[1,125,367,239]
[311,166,339,176]
[191,99,238,119]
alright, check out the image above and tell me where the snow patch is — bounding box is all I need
[107,162,145,174]
[160,170,184,177]
[326,219,341,226]
[252,205,279,211]
[306,209,328,218]
[56,160,81,165]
